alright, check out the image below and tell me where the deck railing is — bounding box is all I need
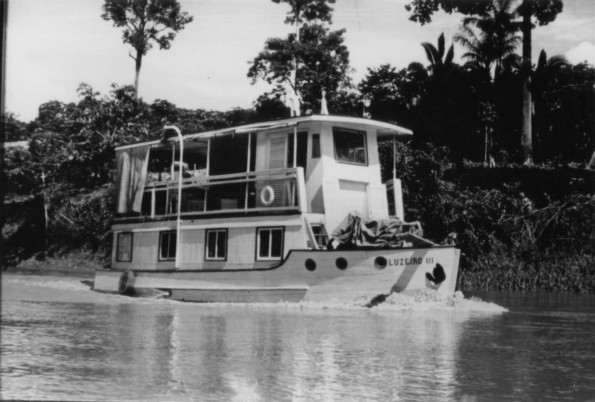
[136,167,307,219]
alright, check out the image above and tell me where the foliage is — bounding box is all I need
[248,0,351,115]
[453,0,521,76]
[533,61,594,164]
[379,140,595,293]
[101,0,193,91]
[2,84,260,266]
[405,0,562,26]
[358,63,426,126]
[413,35,482,161]
[28,84,152,188]
[405,0,564,165]
[253,92,291,121]
[273,0,335,25]
[46,186,114,257]
[2,112,29,141]
[2,145,38,195]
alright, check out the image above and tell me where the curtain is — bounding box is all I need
[115,145,151,214]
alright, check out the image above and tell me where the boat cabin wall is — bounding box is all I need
[111,216,308,270]
[315,122,389,233]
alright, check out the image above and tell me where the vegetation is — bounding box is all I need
[248,0,352,115]
[405,0,564,165]
[378,141,594,293]
[2,0,594,293]
[101,0,193,92]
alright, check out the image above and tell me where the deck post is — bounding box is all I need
[296,167,307,212]
[164,125,184,270]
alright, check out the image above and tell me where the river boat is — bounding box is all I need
[93,114,460,303]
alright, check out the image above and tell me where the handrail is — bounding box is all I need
[146,168,298,189]
[130,167,307,220]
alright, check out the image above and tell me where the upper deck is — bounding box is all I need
[115,115,412,232]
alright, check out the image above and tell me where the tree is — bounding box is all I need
[422,33,455,85]
[405,0,563,164]
[358,63,426,125]
[454,0,521,77]
[248,0,350,116]
[517,0,563,165]
[454,0,521,164]
[415,34,480,161]
[101,0,193,93]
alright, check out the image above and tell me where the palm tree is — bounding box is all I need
[421,33,455,86]
[454,0,521,78]
[454,0,521,164]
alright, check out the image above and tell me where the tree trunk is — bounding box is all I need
[134,50,143,95]
[521,2,533,165]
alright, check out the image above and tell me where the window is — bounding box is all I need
[116,232,133,262]
[256,227,284,260]
[311,225,328,248]
[333,127,367,165]
[159,231,177,260]
[311,133,321,158]
[205,229,227,261]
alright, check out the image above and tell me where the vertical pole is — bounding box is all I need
[392,137,404,221]
[245,133,252,210]
[164,126,183,270]
[292,126,298,205]
[41,170,49,247]
[204,139,210,212]
[392,137,397,181]
[293,126,297,168]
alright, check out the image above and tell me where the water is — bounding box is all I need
[1,274,594,401]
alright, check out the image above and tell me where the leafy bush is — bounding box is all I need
[379,140,595,293]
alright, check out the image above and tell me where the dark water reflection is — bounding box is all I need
[1,277,594,401]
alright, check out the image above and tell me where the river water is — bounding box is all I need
[1,273,594,401]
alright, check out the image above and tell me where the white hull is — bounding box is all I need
[94,246,460,304]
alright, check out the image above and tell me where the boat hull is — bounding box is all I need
[93,246,460,303]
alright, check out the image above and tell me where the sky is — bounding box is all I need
[4,0,595,123]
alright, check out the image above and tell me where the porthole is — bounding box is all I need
[375,256,388,270]
[335,257,348,270]
[305,258,317,271]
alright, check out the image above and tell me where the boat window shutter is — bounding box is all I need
[269,135,287,169]
[264,135,288,207]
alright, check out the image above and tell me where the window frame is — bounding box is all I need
[311,133,321,159]
[255,227,285,261]
[205,228,228,261]
[159,231,177,261]
[116,232,133,262]
[332,127,368,166]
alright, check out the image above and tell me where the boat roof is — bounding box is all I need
[116,114,413,150]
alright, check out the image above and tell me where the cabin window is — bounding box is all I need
[333,127,367,165]
[116,232,133,262]
[256,227,284,260]
[310,225,328,248]
[205,229,227,261]
[311,133,321,158]
[159,231,177,261]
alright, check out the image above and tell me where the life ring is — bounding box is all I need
[260,185,275,206]
[118,270,136,296]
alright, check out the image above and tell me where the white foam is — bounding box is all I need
[371,290,508,313]
[190,289,507,314]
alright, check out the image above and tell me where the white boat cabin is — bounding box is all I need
[112,115,412,270]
